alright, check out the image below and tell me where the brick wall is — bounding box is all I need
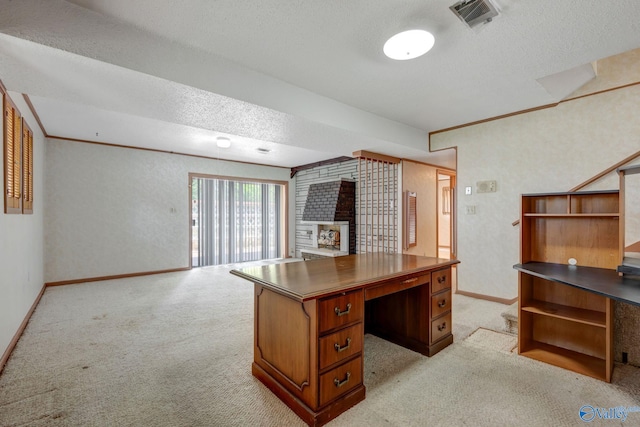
[294,160,358,257]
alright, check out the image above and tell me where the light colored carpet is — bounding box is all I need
[1,260,639,427]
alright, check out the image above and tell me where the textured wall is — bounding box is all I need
[1,92,45,362]
[431,53,640,364]
[431,84,640,299]
[44,139,292,283]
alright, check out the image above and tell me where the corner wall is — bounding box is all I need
[44,139,292,283]
[431,83,640,300]
[1,92,45,364]
[430,55,640,364]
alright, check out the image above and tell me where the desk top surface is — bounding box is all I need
[231,253,458,301]
[514,262,640,307]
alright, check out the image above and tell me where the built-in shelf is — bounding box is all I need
[517,190,622,382]
[521,300,606,327]
[519,340,606,381]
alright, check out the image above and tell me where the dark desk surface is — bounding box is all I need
[514,262,640,307]
[231,253,459,301]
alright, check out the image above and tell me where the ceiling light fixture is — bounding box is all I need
[216,136,231,148]
[383,29,435,60]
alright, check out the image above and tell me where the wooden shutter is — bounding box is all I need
[4,95,22,214]
[22,119,33,214]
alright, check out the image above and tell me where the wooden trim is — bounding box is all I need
[352,150,400,164]
[569,149,640,192]
[455,289,517,305]
[0,79,7,96]
[45,267,190,287]
[564,81,640,103]
[290,156,354,178]
[402,157,456,172]
[0,283,46,375]
[188,172,288,186]
[626,241,640,252]
[429,80,640,136]
[22,94,48,137]
[47,135,289,170]
[430,103,558,135]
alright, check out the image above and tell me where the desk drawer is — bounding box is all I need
[319,290,364,333]
[319,323,363,370]
[319,356,362,407]
[364,273,430,301]
[431,312,452,344]
[431,290,451,318]
[431,268,451,294]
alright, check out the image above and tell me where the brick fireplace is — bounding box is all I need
[300,179,356,259]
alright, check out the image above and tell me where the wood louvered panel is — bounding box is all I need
[356,156,399,254]
[4,94,22,214]
[22,119,33,214]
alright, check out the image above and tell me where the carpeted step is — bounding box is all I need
[501,302,518,335]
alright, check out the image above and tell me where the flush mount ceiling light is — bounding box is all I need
[216,136,231,148]
[383,29,435,60]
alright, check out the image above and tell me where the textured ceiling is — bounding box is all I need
[1,0,640,168]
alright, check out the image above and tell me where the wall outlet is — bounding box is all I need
[465,205,476,215]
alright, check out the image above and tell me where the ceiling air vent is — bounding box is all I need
[450,0,500,29]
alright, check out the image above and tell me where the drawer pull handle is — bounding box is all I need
[437,276,446,284]
[334,303,352,317]
[403,277,418,284]
[334,337,352,353]
[437,322,447,331]
[334,371,351,388]
[438,299,446,308]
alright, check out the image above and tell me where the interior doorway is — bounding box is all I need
[437,171,456,260]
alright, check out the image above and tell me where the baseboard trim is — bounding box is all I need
[455,289,517,305]
[45,267,190,287]
[0,283,47,376]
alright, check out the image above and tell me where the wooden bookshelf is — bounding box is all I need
[517,190,620,382]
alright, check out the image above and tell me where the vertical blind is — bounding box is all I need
[194,177,282,266]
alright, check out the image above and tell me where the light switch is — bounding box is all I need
[465,186,472,195]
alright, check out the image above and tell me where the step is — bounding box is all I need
[501,302,518,335]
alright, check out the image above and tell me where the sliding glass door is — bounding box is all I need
[191,176,284,267]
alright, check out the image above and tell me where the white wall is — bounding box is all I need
[431,77,640,300]
[1,91,45,360]
[45,139,292,283]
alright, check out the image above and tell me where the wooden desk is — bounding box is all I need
[231,253,459,426]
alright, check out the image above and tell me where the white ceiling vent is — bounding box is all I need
[450,0,500,29]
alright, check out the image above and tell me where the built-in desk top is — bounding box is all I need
[231,253,459,301]
[514,262,640,307]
